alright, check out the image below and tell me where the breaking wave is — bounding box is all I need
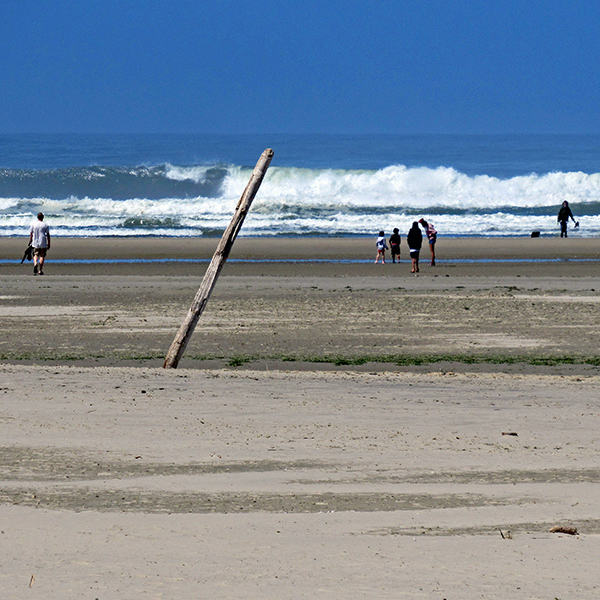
[2,163,600,237]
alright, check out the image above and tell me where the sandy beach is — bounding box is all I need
[1,236,599,372]
[1,366,599,599]
[1,235,599,598]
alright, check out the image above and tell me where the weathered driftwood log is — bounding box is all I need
[163,148,274,369]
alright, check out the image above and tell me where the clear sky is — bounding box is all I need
[1,0,599,134]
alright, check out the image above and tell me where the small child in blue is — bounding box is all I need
[375,230,388,264]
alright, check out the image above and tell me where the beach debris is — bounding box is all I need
[29,574,35,588]
[164,148,274,369]
[498,528,512,539]
[549,525,578,535]
[502,432,518,436]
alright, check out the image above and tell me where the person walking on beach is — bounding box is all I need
[29,212,51,275]
[389,228,401,263]
[375,230,388,264]
[419,218,437,265]
[407,221,422,273]
[557,201,577,238]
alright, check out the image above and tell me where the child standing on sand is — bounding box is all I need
[389,228,401,263]
[375,231,388,264]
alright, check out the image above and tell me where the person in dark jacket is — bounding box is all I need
[558,201,577,238]
[407,221,422,273]
[389,228,401,263]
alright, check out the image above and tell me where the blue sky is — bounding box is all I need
[1,0,599,134]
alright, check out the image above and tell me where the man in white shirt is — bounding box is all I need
[29,212,51,275]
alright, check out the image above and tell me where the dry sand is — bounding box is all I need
[0,236,599,598]
[1,367,599,599]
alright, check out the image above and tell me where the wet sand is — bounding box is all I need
[0,236,599,372]
[2,234,600,276]
[0,236,599,598]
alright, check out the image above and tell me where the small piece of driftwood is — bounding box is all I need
[549,525,578,535]
[163,148,274,369]
[502,432,518,436]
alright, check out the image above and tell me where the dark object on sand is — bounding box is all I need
[549,525,578,535]
[530,231,540,238]
[502,431,519,436]
[21,244,33,263]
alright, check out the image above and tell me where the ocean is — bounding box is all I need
[2,133,600,238]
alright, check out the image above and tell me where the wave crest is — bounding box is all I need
[3,163,600,236]
[219,165,600,210]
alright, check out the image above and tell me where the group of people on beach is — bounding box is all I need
[375,218,437,272]
[22,201,579,277]
[375,201,580,273]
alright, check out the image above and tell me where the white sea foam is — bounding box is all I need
[0,197,18,207]
[164,165,212,183]
[217,165,600,213]
[3,164,600,237]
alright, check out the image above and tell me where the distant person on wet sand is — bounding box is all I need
[389,228,401,263]
[29,212,51,276]
[375,231,388,264]
[407,222,422,273]
[419,218,437,265]
[557,201,578,238]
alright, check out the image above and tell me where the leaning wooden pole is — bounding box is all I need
[163,148,274,369]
